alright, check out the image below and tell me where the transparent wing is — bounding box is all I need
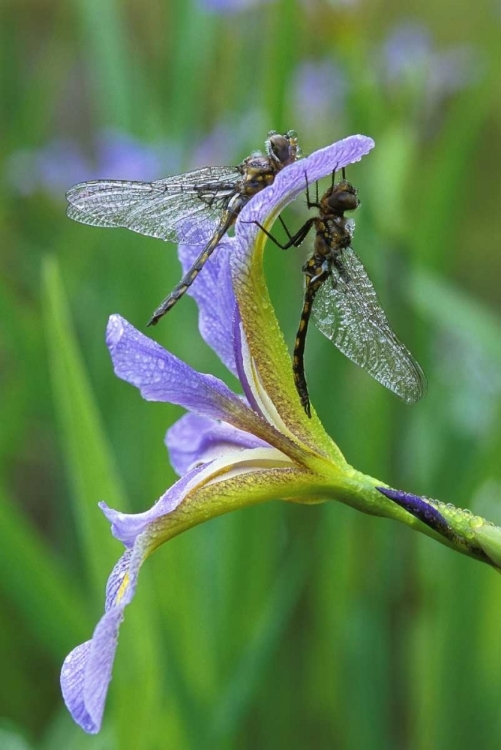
[66,166,241,243]
[312,246,426,403]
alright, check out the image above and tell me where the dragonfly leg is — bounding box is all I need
[147,233,222,326]
[278,214,294,242]
[249,217,316,250]
[304,170,321,211]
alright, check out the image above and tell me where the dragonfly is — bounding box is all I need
[66,130,300,325]
[257,170,427,417]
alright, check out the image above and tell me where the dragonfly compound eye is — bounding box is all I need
[327,190,359,213]
[267,133,297,166]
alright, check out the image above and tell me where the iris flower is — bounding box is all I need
[61,135,501,733]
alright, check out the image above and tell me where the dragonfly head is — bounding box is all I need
[266,130,300,167]
[322,179,359,215]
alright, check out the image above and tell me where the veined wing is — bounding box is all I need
[312,246,426,404]
[66,166,241,244]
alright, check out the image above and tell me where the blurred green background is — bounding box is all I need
[2,0,501,747]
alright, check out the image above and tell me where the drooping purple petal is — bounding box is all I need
[107,315,310,463]
[166,412,269,475]
[232,134,375,271]
[100,464,205,546]
[61,547,142,734]
[107,314,246,419]
[178,235,238,376]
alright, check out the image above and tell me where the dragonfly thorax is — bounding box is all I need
[315,215,352,258]
[239,156,277,195]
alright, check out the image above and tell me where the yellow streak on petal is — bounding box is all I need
[234,222,345,465]
[115,572,130,605]
[239,320,309,443]
[143,459,338,554]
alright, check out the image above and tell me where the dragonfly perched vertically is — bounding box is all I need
[66,130,300,325]
[258,171,426,417]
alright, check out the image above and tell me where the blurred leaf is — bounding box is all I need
[41,710,116,750]
[411,80,493,270]
[410,266,501,363]
[0,725,33,750]
[74,0,133,130]
[0,482,91,657]
[42,256,127,598]
[166,2,218,143]
[210,540,308,743]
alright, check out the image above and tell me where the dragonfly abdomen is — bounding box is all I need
[147,211,236,326]
[293,258,330,418]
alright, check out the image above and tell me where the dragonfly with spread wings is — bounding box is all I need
[257,171,427,417]
[66,130,300,325]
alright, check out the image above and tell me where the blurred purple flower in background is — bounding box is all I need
[384,23,431,78]
[382,22,479,104]
[199,0,273,12]
[187,110,267,169]
[292,59,348,132]
[96,131,177,180]
[6,139,88,197]
[5,130,180,198]
[5,120,279,200]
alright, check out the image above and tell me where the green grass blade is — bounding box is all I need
[74,0,133,129]
[209,541,308,743]
[42,255,127,598]
[0,481,91,657]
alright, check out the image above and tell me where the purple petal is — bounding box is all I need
[107,315,247,420]
[100,465,205,546]
[61,640,97,732]
[107,317,306,462]
[178,236,238,376]
[166,412,269,475]
[232,134,375,270]
[61,548,141,734]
